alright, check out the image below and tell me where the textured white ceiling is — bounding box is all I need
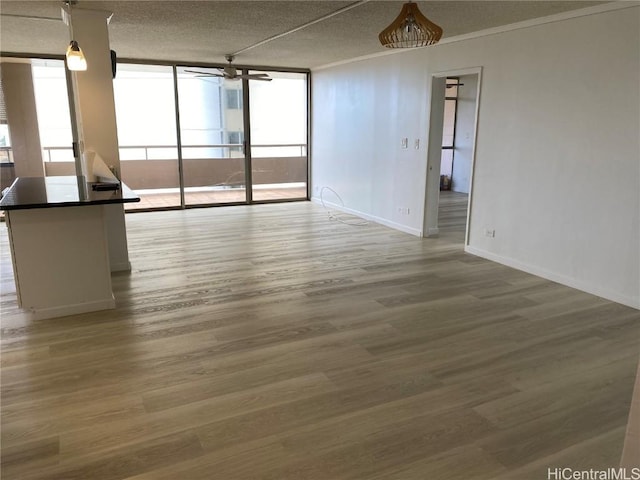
[0,1,608,69]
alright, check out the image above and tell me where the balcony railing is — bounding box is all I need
[0,147,13,163]
[41,144,307,162]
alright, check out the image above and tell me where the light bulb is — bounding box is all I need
[66,40,87,71]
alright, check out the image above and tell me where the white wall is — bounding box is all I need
[311,5,640,308]
[451,74,477,194]
[311,53,430,236]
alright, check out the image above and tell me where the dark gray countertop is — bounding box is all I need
[0,176,140,211]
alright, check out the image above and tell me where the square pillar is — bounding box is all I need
[64,7,131,272]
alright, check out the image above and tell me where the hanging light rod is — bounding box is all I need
[231,0,370,57]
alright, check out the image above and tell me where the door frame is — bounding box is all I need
[422,66,482,246]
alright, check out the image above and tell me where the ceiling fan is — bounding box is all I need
[184,55,272,81]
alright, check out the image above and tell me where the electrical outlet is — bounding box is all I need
[484,229,495,238]
[401,138,408,149]
[414,139,420,150]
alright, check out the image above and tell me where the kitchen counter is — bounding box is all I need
[1,176,139,320]
[0,175,139,210]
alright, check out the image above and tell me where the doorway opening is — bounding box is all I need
[423,68,481,245]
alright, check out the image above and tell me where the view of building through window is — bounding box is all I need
[175,67,247,205]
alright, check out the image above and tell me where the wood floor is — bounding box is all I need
[1,192,639,479]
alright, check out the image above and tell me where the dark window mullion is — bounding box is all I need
[242,75,252,204]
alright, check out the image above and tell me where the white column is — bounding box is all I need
[64,7,131,272]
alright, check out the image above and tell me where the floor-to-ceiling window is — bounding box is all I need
[113,63,180,210]
[249,71,307,201]
[113,63,309,209]
[31,59,74,172]
[177,67,247,205]
[3,55,309,211]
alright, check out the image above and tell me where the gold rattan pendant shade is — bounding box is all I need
[379,2,443,48]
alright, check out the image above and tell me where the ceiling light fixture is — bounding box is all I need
[66,40,87,71]
[63,0,87,71]
[379,1,443,48]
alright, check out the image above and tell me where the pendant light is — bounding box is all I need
[63,1,87,71]
[379,2,443,48]
[66,40,87,71]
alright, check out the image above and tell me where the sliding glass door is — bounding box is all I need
[249,71,307,201]
[113,64,180,210]
[114,64,307,209]
[177,67,246,205]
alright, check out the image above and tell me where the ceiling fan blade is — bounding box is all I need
[235,74,272,81]
[184,68,271,81]
[183,69,225,78]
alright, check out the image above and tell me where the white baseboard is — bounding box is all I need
[27,296,116,321]
[465,245,640,310]
[311,197,423,237]
[110,261,132,273]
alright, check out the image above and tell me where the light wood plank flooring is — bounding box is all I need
[1,192,638,479]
